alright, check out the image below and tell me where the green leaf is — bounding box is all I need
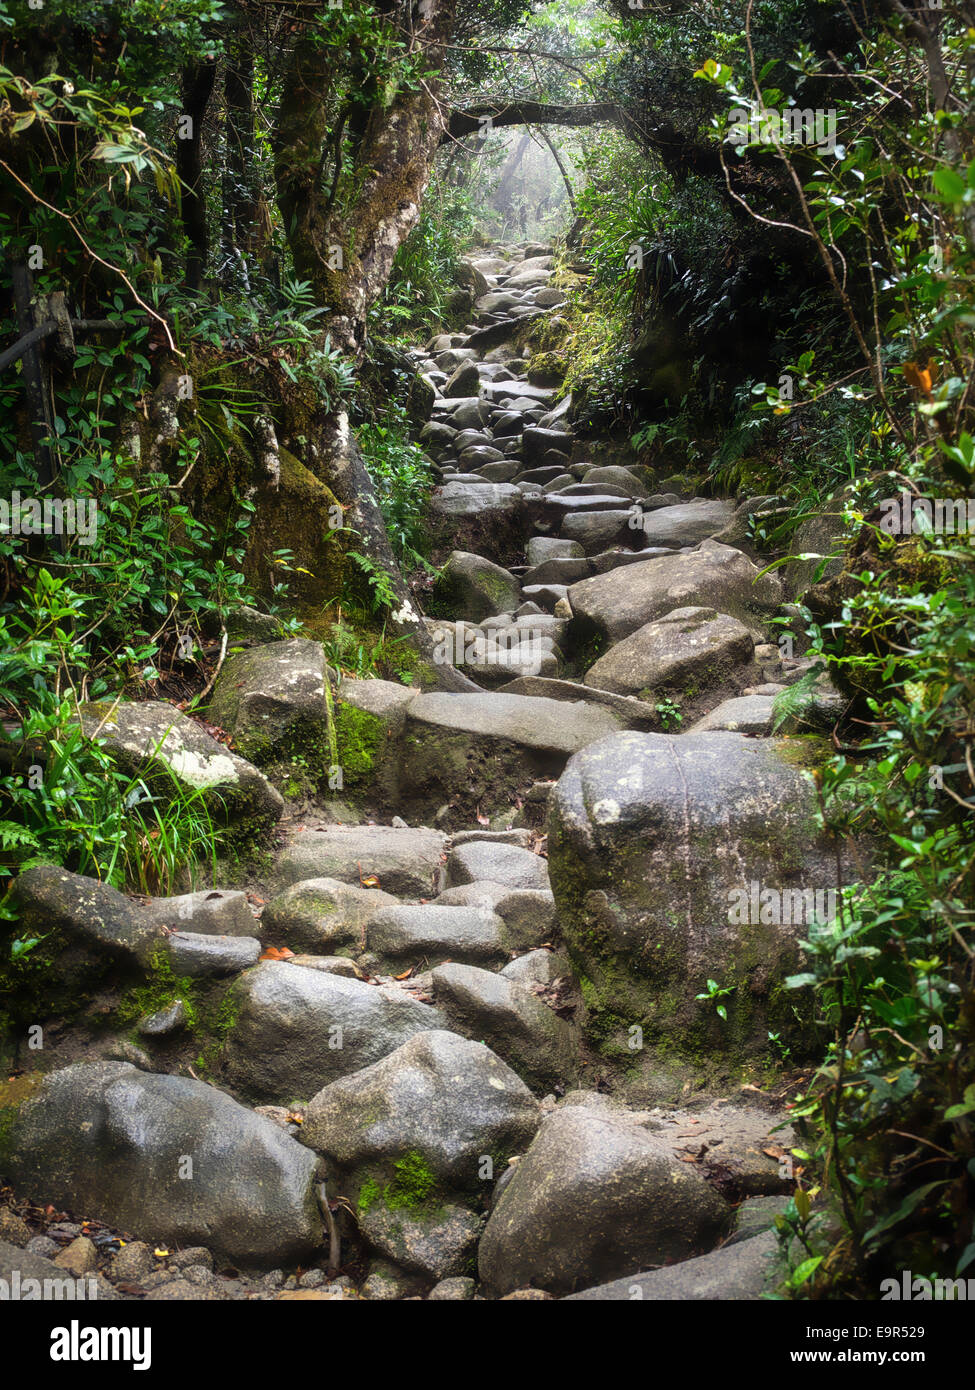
[862,1182,948,1247]
[789,1255,823,1288]
[933,168,966,201]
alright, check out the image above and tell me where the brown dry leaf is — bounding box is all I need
[394,967,414,981]
[763,1145,785,1160]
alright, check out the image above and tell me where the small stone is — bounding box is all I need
[169,1246,214,1271]
[298,1268,326,1288]
[181,1264,214,1286]
[26,1235,59,1259]
[0,1209,31,1247]
[54,1236,98,1276]
[103,1041,153,1068]
[109,1241,155,1282]
[427,1276,476,1300]
[138,999,187,1036]
[145,1278,209,1300]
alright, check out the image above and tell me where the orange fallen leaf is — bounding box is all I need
[903,359,935,398]
[394,967,414,980]
[260,946,295,961]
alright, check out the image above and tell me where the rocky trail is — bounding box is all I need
[0,245,848,1302]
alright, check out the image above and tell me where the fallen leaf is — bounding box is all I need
[903,359,935,397]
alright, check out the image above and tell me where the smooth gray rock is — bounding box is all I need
[207,638,328,764]
[690,694,777,734]
[166,931,261,977]
[478,1107,730,1297]
[547,731,839,1052]
[366,904,508,966]
[522,556,591,586]
[567,539,784,643]
[404,692,623,760]
[496,676,661,730]
[584,606,754,697]
[301,1030,539,1190]
[430,482,522,518]
[140,889,256,937]
[581,465,648,498]
[500,948,573,987]
[431,963,578,1091]
[457,445,505,469]
[262,877,399,952]
[560,510,636,554]
[271,825,447,897]
[526,536,584,565]
[445,841,549,891]
[522,427,573,465]
[444,362,481,396]
[0,1063,321,1267]
[222,962,447,1102]
[564,1229,778,1300]
[635,499,733,548]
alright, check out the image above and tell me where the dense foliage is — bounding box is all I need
[0,0,972,1300]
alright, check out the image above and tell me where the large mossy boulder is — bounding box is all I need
[78,699,283,834]
[432,551,521,622]
[1,867,168,1031]
[0,1062,321,1267]
[207,638,329,766]
[547,730,843,1071]
[241,446,345,611]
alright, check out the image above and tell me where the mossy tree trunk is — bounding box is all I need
[272,0,459,355]
[270,0,478,691]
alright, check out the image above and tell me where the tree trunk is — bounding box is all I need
[271,0,478,689]
[308,410,480,692]
[273,0,459,353]
[223,17,258,262]
[177,60,217,293]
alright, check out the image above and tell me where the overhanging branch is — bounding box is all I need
[442,100,623,143]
